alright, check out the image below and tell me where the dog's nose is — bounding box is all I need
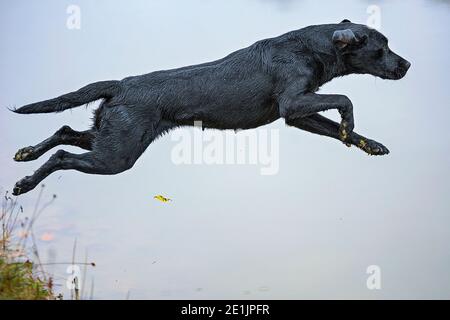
[400,60,411,71]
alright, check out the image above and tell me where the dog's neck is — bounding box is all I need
[313,41,350,83]
[294,28,352,87]
[320,52,348,83]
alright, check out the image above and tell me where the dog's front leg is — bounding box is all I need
[288,113,390,155]
[279,92,354,143]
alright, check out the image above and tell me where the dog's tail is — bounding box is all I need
[12,80,120,114]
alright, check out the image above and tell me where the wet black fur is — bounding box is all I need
[11,20,410,195]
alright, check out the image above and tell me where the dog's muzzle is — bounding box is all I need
[393,59,411,79]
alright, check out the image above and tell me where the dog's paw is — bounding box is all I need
[357,139,390,156]
[339,120,354,143]
[12,176,35,196]
[14,146,36,162]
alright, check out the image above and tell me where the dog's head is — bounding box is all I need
[332,19,410,80]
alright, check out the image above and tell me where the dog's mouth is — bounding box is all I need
[393,66,409,79]
[382,67,408,80]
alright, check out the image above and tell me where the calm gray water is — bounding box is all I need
[1,0,449,299]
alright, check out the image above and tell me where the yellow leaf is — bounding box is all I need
[154,195,171,203]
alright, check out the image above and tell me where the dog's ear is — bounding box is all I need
[333,29,357,49]
[340,19,351,23]
[332,29,367,50]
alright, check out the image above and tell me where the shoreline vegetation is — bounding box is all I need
[1,186,56,299]
[0,185,95,300]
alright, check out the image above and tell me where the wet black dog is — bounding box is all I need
[12,19,410,195]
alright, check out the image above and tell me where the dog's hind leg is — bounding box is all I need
[12,149,124,195]
[12,107,175,195]
[287,113,390,156]
[13,145,143,196]
[14,126,95,162]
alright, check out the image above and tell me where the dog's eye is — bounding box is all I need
[375,48,384,59]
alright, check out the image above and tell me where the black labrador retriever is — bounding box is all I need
[12,19,410,195]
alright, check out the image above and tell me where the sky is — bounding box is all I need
[1,0,449,299]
